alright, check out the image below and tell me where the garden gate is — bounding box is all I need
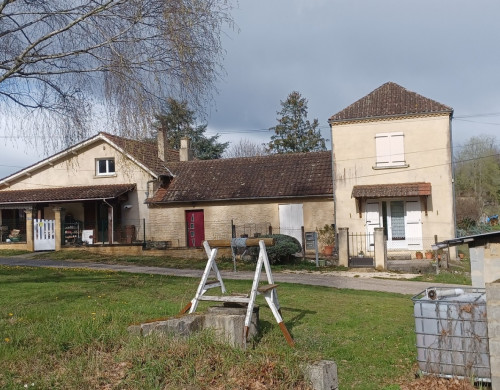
[33,219,56,251]
[348,232,374,267]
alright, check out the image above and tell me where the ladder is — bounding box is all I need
[179,239,294,346]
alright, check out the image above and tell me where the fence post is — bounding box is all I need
[374,228,386,270]
[338,228,349,267]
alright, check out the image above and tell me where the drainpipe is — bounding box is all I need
[103,198,113,244]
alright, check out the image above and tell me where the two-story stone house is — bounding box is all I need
[329,82,455,253]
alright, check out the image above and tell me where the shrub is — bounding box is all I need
[247,234,302,265]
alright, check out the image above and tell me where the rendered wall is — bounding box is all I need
[148,198,334,248]
[331,114,455,248]
[3,139,153,228]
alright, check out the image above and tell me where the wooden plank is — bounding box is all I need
[198,295,250,303]
[206,238,275,248]
[257,284,279,293]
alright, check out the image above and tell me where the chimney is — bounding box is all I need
[157,127,168,162]
[179,137,193,161]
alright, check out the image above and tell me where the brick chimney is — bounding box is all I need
[157,127,168,162]
[179,137,193,161]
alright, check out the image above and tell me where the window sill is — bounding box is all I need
[94,173,117,178]
[372,164,409,170]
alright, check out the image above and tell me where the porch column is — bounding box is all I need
[53,207,64,251]
[24,208,34,252]
[338,228,349,267]
[374,227,387,270]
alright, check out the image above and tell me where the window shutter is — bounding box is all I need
[375,134,390,166]
[390,133,405,165]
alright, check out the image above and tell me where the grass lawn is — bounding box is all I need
[0,265,417,389]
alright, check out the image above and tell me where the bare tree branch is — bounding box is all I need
[0,0,235,151]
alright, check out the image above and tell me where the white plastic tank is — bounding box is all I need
[412,287,490,381]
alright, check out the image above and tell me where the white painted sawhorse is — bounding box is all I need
[179,239,294,346]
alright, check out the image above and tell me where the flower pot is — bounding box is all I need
[416,252,423,260]
[425,252,433,259]
[459,253,464,260]
[323,245,333,256]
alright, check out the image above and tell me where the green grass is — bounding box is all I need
[0,249,31,256]
[409,258,472,285]
[0,266,416,389]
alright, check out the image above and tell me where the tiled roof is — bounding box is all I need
[0,184,136,204]
[351,182,431,198]
[329,82,452,122]
[101,132,178,176]
[148,151,333,203]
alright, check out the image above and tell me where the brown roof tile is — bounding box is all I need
[329,82,452,123]
[148,151,333,203]
[351,182,431,198]
[101,132,178,176]
[0,184,136,204]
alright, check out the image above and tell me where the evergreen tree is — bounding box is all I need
[154,98,228,160]
[267,91,326,153]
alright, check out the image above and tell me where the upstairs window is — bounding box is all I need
[374,132,407,168]
[96,158,115,176]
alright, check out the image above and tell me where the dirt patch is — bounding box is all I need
[401,376,480,390]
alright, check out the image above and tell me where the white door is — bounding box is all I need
[365,202,380,250]
[34,219,56,251]
[405,200,423,250]
[279,204,304,245]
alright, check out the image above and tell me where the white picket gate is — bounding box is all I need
[34,219,56,251]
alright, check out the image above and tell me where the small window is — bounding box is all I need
[96,159,115,176]
[374,132,407,168]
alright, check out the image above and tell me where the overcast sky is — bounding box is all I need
[2,0,500,178]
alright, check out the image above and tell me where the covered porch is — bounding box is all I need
[0,184,137,251]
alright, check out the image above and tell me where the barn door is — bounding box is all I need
[278,204,304,245]
[186,210,205,247]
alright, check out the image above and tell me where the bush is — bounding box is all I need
[247,234,302,265]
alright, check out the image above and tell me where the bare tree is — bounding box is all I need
[224,138,268,158]
[0,0,234,150]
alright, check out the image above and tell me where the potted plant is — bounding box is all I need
[317,224,335,256]
[425,250,434,259]
[415,251,423,259]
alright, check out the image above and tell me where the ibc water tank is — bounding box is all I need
[412,287,490,381]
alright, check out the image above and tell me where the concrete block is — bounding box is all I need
[204,313,246,349]
[491,376,500,390]
[486,283,500,301]
[207,304,259,339]
[304,360,338,390]
[127,314,204,337]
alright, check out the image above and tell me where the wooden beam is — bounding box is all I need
[207,238,275,248]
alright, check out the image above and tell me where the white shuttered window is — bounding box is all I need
[375,132,406,167]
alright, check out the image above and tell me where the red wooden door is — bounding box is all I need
[186,210,204,247]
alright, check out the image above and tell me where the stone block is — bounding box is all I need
[304,360,338,390]
[204,313,246,349]
[207,304,259,339]
[127,314,204,337]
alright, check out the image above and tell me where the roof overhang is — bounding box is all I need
[433,231,500,250]
[0,184,136,208]
[352,182,431,218]
[0,133,159,187]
